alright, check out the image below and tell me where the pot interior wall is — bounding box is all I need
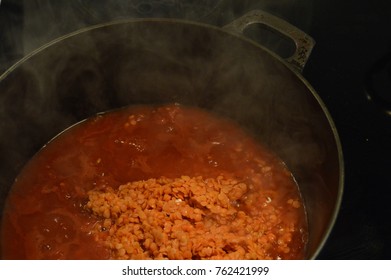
[0,20,341,259]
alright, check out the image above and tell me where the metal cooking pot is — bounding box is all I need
[0,10,343,259]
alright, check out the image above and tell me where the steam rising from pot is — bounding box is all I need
[0,0,313,72]
[0,0,320,199]
[0,17,329,191]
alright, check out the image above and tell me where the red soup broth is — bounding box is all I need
[1,103,308,259]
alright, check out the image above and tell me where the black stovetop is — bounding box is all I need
[1,0,390,259]
[304,0,391,259]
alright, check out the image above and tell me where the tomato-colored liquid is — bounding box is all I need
[1,104,307,259]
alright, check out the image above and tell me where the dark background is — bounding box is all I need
[304,0,391,259]
[1,0,390,259]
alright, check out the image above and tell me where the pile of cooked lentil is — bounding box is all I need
[86,175,302,260]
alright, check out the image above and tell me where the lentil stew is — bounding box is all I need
[1,104,308,259]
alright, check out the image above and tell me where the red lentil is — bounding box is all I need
[87,175,305,259]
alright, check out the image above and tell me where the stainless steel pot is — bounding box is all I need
[0,10,343,259]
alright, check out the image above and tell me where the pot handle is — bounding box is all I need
[223,10,315,72]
